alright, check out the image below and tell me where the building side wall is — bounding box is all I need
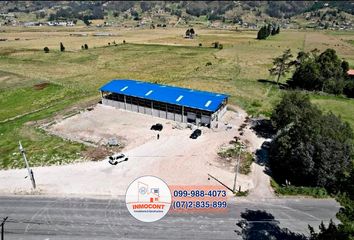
[102,93,227,128]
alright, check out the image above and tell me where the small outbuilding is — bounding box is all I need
[100,79,228,128]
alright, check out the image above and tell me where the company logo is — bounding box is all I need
[125,176,172,222]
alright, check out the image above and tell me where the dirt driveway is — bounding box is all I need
[0,104,272,198]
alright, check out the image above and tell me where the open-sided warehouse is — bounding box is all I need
[100,79,228,128]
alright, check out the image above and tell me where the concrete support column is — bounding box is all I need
[182,106,184,123]
[124,95,127,110]
[165,104,168,119]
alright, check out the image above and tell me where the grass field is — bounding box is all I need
[1,27,354,169]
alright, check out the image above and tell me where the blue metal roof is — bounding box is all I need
[100,79,228,112]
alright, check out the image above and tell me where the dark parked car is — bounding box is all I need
[190,129,202,139]
[261,140,272,150]
[151,123,163,131]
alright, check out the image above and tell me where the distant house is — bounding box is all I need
[47,21,75,27]
[57,21,68,26]
[348,69,354,79]
[24,22,42,27]
[66,21,75,26]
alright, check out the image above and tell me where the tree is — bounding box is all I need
[269,49,295,84]
[271,26,277,35]
[140,2,152,12]
[344,81,354,98]
[276,26,280,34]
[309,220,348,240]
[267,24,272,37]
[60,42,65,52]
[131,10,140,20]
[257,26,268,40]
[269,91,353,189]
[289,59,322,91]
[43,46,49,53]
[84,44,88,49]
[271,91,319,130]
[317,49,343,81]
[83,16,91,26]
[341,60,349,78]
[185,28,195,38]
[212,42,220,48]
[185,29,190,37]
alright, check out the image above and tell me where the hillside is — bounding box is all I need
[0,1,353,29]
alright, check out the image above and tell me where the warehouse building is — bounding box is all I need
[100,79,228,128]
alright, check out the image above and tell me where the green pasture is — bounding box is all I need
[1,29,354,169]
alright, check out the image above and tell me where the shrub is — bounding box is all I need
[251,100,262,108]
[198,43,202,47]
[239,152,253,175]
[60,42,65,52]
[344,81,354,98]
[218,142,252,175]
[84,44,88,49]
[235,190,249,197]
[123,40,126,44]
[43,47,49,53]
[271,179,329,198]
[212,41,219,48]
[218,44,223,50]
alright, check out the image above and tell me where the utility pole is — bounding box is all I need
[233,145,244,194]
[1,217,8,240]
[19,141,36,189]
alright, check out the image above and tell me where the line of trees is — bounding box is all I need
[257,24,280,40]
[43,42,90,53]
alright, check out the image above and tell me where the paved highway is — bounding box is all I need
[0,196,340,240]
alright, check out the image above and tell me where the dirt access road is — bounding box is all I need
[0,104,272,198]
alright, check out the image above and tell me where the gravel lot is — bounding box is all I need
[0,104,269,198]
